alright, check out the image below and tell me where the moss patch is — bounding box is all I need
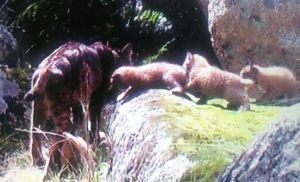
[159,96,285,181]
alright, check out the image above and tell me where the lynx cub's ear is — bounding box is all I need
[184,51,195,71]
[186,51,193,59]
[109,73,122,91]
[247,58,254,68]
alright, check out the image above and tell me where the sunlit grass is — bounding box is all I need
[0,136,109,182]
[0,136,44,182]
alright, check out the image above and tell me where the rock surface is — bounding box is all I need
[107,90,194,181]
[105,89,283,181]
[0,69,28,136]
[0,26,18,67]
[207,0,300,76]
[219,103,300,181]
[0,70,19,113]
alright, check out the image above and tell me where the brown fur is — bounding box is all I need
[240,65,300,101]
[44,133,95,179]
[25,41,131,167]
[183,52,259,110]
[110,62,187,100]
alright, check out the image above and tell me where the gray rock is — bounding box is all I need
[106,90,194,182]
[0,25,18,67]
[104,89,285,181]
[218,103,300,181]
[0,70,19,113]
[208,0,300,76]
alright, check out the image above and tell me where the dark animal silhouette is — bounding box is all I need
[25,41,131,166]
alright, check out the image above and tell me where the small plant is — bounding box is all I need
[8,66,31,88]
[143,38,175,64]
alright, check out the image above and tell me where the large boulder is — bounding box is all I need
[0,26,18,67]
[105,89,284,181]
[207,0,300,76]
[218,103,300,181]
[0,69,30,137]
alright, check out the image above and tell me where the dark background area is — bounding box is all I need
[0,0,220,67]
[0,0,220,137]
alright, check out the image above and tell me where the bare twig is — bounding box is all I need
[15,128,65,142]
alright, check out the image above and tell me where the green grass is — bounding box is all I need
[159,97,285,181]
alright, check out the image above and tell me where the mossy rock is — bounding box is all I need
[107,89,285,181]
[159,93,285,181]
[219,103,300,181]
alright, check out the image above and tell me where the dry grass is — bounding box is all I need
[0,134,44,182]
[0,134,109,182]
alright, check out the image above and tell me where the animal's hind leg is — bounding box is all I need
[168,84,189,100]
[72,102,84,136]
[89,87,103,144]
[260,89,278,101]
[286,88,299,99]
[165,76,191,99]
[30,101,47,166]
[183,80,205,103]
[164,75,182,90]
[197,95,209,105]
[226,92,250,111]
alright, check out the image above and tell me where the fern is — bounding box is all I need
[143,38,175,64]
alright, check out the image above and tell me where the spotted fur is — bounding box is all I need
[25,41,130,166]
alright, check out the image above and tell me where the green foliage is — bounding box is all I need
[2,0,220,67]
[136,9,166,29]
[15,0,44,24]
[143,38,174,64]
[141,10,161,23]
[9,66,30,88]
[159,97,284,181]
[2,0,173,66]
